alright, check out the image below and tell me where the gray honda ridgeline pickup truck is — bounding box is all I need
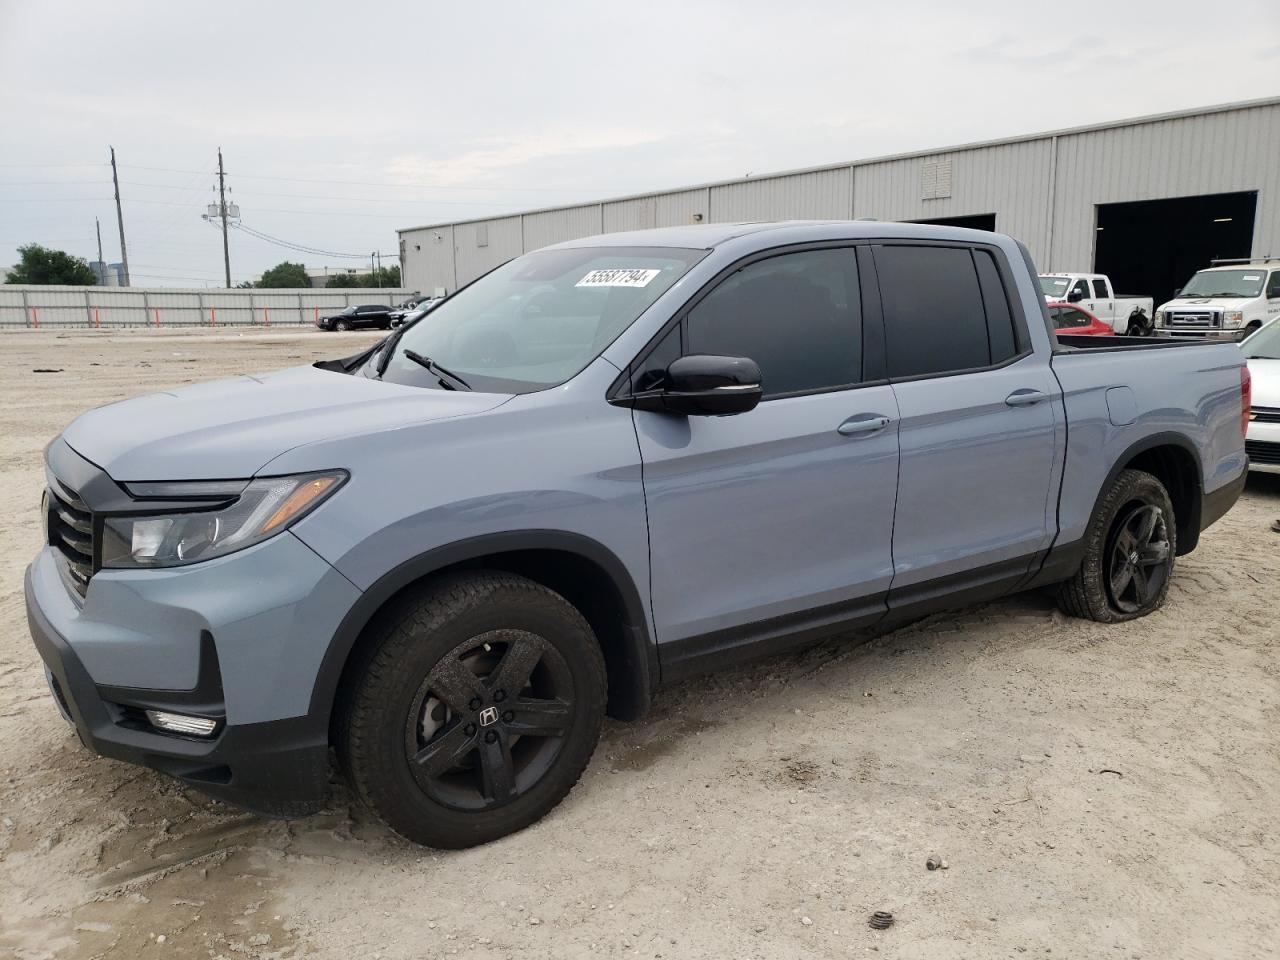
[27,221,1250,847]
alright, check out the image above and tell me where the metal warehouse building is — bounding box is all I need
[398,97,1280,306]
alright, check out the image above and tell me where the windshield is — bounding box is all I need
[1039,276,1072,297]
[1176,269,1266,299]
[373,246,707,392]
[339,306,357,316]
[1242,319,1280,360]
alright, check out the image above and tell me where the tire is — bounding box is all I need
[337,572,607,848]
[334,319,350,332]
[1056,468,1176,623]
[1126,313,1149,337]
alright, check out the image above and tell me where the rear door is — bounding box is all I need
[873,242,1062,608]
[632,245,900,675]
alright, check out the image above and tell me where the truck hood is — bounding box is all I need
[1247,357,1280,408]
[62,364,510,482]
[1159,296,1260,311]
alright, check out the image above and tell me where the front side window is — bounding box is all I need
[684,248,862,397]
[378,246,706,393]
[878,245,1002,379]
[1070,279,1089,301]
[1266,272,1280,299]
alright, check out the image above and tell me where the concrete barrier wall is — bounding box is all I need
[0,287,412,328]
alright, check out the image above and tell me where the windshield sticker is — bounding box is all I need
[576,268,661,288]
[1243,275,1261,281]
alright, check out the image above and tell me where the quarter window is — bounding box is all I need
[878,245,1010,379]
[684,249,862,397]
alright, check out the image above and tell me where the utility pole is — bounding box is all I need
[95,217,104,263]
[109,147,130,286]
[217,147,231,287]
[370,252,376,286]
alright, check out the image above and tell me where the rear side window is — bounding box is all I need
[878,245,994,378]
[1091,278,1109,298]
[685,248,862,397]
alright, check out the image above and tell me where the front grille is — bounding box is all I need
[1166,310,1221,327]
[1251,406,1280,424]
[1245,439,1280,465]
[47,480,95,597]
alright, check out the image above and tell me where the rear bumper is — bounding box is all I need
[25,564,331,817]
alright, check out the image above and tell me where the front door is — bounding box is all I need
[633,247,900,678]
[871,242,1062,608]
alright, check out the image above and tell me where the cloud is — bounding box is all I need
[385,129,669,187]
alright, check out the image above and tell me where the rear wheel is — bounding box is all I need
[1056,468,1176,622]
[337,573,606,848]
[1126,313,1150,336]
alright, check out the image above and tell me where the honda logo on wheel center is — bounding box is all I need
[478,706,499,727]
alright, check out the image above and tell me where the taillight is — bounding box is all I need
[1241,364,1252,437]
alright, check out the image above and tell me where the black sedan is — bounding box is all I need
[316,304,395,331]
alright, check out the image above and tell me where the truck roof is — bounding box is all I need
[1201,259,1280,271]
[546,219,1008,251]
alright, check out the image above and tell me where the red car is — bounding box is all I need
[1048,301,1114,336]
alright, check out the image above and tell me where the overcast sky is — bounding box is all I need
[2,0,1278,286]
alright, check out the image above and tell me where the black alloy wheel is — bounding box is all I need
[406,630,574,811]
[337,572,606,848]
[1104,502,1171,614]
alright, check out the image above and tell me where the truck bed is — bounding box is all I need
[1053,333,1203,352]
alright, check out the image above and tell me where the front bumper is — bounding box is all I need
[1154,327,1248,341]
[24,530,361,817]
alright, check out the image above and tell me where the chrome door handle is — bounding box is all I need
[837,414,892,436]
[1005,389,1048,407]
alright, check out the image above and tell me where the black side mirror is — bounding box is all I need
[636,354,763,416]
[1067,289,1084,303]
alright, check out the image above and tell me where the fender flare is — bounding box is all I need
[1087,431,1204,554]
[307,530,657,730]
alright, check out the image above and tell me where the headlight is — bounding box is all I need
[1223,310,1244,327]
[100,471,346,569]
[1155,310,1166,325]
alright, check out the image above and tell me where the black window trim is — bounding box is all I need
[608,240,889,406]
[869,239,1035,386]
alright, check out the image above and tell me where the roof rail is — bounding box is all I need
[1209,256,1276,265]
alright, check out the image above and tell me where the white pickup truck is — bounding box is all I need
[1038,273,1155,335]
[1154,259,1280,341]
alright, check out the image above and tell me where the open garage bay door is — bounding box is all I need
[1094,192,1257,306]
[911,213,996,232]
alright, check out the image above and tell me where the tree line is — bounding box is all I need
[5,244,400,288]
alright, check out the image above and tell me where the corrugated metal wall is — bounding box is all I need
[397,100,1280,294]
[0,287,411,327]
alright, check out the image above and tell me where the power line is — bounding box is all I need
[227,220,376,260]
[118,162,586,193]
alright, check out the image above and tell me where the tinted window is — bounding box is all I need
[685,249,862,397]
[1070,279,1089,300]
[878,245,989,378]
[974,249,1018,363]
[1268,272,1280,298]
[1091,278,1109,298]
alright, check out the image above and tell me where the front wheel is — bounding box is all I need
[337,573,607,848]
[334,319,350,332]
[1056,468,1176,622]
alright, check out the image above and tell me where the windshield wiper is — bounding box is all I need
[403,349,472,390]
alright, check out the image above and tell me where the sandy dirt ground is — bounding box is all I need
[0,328,1277,960]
